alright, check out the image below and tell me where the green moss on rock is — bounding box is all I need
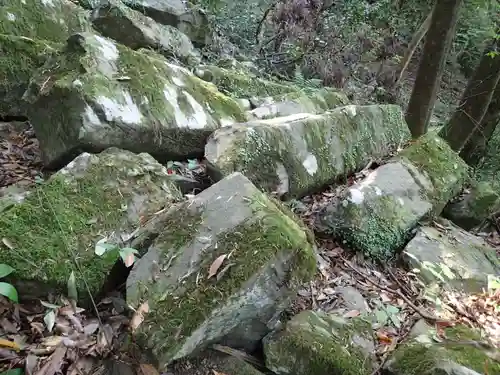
[388,325,500,375]
[127,173,317,367]
[23,33,247,167]
[0,34,60,116]
[195,65,300,98]
[0,149,183,300]
[264,310,374,375]
[0,0,91,42]
[398,133,470,211]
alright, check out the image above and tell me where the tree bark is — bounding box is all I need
[405,0,463,138]
[458,85,500,166]
[439,37,500,154]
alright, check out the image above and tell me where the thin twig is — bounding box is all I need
[339,256,440,322]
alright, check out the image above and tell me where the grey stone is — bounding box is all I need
[121,0,212,46]
[263,310,375,375]
[206,105,410,199]
[91,0,198,65]
[126,172,316,369]
[334,286,369,313]
[402,219,500,290]
[23,32,246,168]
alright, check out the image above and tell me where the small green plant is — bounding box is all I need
[0,264,18,303]
[95,238,139,268]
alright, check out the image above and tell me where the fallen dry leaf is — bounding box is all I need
[0,338,21,351]
[212,370,228,375]
[343,310,361,318]
[376,330,393,344]
[130,301,149,332]
[34,345,66,375]
[208,254,227,279]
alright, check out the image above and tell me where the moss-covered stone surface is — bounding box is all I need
[195,65,300,98]
[0,0,91,42]
[23,32,247,168]
[397,133,470,212]
[402,218,500,289]
[0,35,60,116]
[317,133,470,260]
[206,104,410,199]
[0,148,183,301]
[263,310,374,375]
[318,161,433,260]
[442,180,500,230]
[386,324,500,375]
[126,172,316,369]
[248,88,349,120]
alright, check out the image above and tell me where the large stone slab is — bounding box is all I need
[0,148,183,301]
[385,321,499,375]
[126,172,317,368]
[317,134,470,260]
[195,65,300,98]
[91,0,198,65]
[402,219,500,290]
[248,89,349,120]
[23,32,247,169]
[121,0,211,46]
[443,181,500,230]
[0,0,91,42]
[206,105,411,198]
[0,35,59,117]
[263,310,374,375]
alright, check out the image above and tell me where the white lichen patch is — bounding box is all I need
[7,12,16,21]
[94,35,119,61]
[72,79,83,88]
[41,0,55,6]
[348,188,365,204]
[342,105,357,117]
[302,153,318,176]
[96,92,143,125]
[374,186,382,196]
[81,105,102,129]
[172,76,185,87]
[165,62,191,77]
[275,163,290,195]
[163,85,208,129]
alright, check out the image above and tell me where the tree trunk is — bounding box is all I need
[405,0,463,138]
[439,37,500,154]
[458,85,500,166]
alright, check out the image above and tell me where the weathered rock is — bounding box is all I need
[402,219,500,290]
[216,356,265,375]
[0,148,183,301]
[206,105,410,198]
[0,35,59,117]
[23,32,247,168]
[126,172,316,368]
[248,89,349,120]
[195,65,299,98]
[385,323,499,375]
[443,181,500,230]
[334,286,370,313]
[263,310,374,375]
[91,0,198,65]
[121,0,211,46]
[0,0,91,42]
[317,134,469,260]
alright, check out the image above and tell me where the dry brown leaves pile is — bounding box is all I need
[0,293,158,375]
[0,122,43,189]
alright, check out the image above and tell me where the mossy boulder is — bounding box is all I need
[442,181,500,230]
[195,65,300,98]
[248,88,349,120]
[402,219,500,290]
[126,172,317,368]
[317,133,469,260]
[0,0,91,42]
[90,0,199,65]
[121,0,212,46]
[385,322,500,375]
[23,32,247,169]
[263,310,374,375]
[0,148,183,302]
[0,35,60,117]
[206,105,410,199]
